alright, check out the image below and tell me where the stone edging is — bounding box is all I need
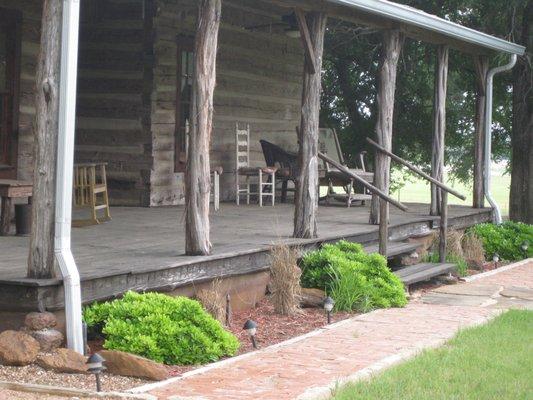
[0,380,157,399]
[463,258,532,282]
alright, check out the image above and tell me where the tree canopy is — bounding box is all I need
[320,0,529,186]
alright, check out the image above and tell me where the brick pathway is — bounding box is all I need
[144,260,532,400]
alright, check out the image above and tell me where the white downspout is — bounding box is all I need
[55,0,83,354]
[484,54,517,224]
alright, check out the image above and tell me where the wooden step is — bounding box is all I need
[394,262,456,286]
[364,241,419,258]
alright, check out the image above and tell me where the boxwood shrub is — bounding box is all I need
[469,221,533,261]
[83,291,239,365]
[301,240,407,312]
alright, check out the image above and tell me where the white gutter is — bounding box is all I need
[327,0,526,55]
[484,54,517,224]
[55,0,84,354]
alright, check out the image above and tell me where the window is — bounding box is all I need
[174,36,194,172]
[0,9,21,178]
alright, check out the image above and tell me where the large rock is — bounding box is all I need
[300,288,326,308]
[100,350,169,381]
[0,330,40,366]
[30,329,64,352]
[24,312,57,331]
[36,348,87,373]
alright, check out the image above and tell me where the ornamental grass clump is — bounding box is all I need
[269,244,301,316]
[301,240,406,312]
[196,279,226,324]
[469,221,533,261]
[83,291,239,365]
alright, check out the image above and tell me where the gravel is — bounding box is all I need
[0,364,148,392]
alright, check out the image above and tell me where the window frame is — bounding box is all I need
[174,35,195,173]
[0,8,21,179]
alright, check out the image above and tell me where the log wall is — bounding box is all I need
[151,0,304,205]
[75,0,152,206]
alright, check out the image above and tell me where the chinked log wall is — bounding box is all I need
[0,0,42,181]
[151,0,304,205]
[75,0,152,206]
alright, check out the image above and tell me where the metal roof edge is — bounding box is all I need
[328,0,526,55]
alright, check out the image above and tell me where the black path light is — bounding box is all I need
[323,296,335,324]
[243,319,258,349]
[87,353,105,392]
[521,241,529,258]
[492,252,500,267]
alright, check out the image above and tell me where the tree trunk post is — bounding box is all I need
[27,0,62,279]
[369,30,403,225]
[473,55,488,209]
[185,0,221,255]
[430,45,449,216]
[509,1,532,224]
[293,11,327,239]
[439,190,448,263]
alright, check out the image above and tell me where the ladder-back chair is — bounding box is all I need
[73,162,111,226]
[235,123,276,206]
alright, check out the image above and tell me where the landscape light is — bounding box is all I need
[243,319,258,349]
[323,296,335,324]
[86,353,105,392]
[521,241,529,252]
[492,253,500,265]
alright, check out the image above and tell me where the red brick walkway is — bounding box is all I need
[143,260,532,400]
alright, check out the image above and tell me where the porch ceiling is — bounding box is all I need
[266,0,525,55]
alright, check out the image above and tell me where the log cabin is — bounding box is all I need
[0,0,525,351]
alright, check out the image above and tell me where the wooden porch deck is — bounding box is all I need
[0,203,491,311]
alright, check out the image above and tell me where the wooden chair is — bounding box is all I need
[73,163,111,226]
[318,128,374,207]
[259,139,298,203]
[235,123,276,207]
[211,166,222,211]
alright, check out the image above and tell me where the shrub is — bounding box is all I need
[269,244,301,316]
[469,222,533,261]
[300,240,407,312]
[83,291,239,365]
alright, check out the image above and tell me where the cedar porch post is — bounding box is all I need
[430,45,449,216]
[369,30,403,228]
[28,0,62,278]
[473,55,489,208]
[293,11,327,239]
[185,0,221,255]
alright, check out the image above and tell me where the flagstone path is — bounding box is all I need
[141,259,532,400]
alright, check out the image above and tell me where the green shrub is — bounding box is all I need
[301,240,407,312]
[469,222,533,261]
[83,291,239,365]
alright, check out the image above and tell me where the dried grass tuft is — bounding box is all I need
[462,231,485,269]
[196,279,226,323]
[431,230,464,259]
[269,244,301,316]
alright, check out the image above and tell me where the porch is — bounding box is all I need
[0,203,491,312]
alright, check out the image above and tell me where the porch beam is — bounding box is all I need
[473,55,489,208]
[28,0,62,279]
[185,0,221,255]
[293,11,327,239]
[430,45,449,216]
[294,9,318,74]
[369,29,403,227]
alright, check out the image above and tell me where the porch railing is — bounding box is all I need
[366,137,467,262]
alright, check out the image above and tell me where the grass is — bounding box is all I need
[393,171,510,217]
[331,310,533,400]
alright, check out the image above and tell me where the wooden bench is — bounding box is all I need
[0,179,33,235]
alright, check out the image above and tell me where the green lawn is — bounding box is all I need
[393,172,510,217]
[332,310,533,400]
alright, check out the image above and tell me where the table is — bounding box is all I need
[0,179,33,235]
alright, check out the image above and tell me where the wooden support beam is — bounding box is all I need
[378,199,388,257]
[369,29,403,225]
[293,12,327,239]
[473,55,489,209]
[294,9,317,74]
[439,190,448,263]
[185,0,221,255]
[28,0,62,279]
[430,45,449,216]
